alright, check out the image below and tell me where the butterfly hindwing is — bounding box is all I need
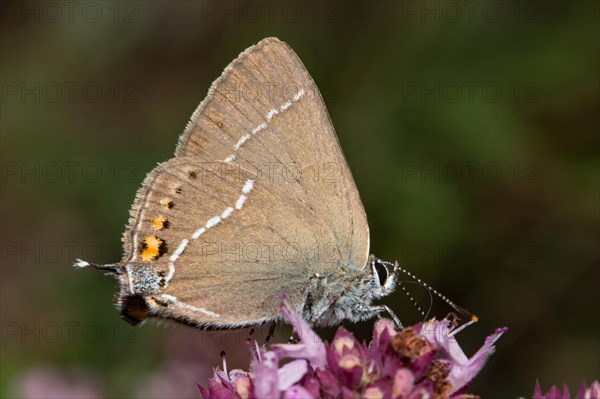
[122,158,347,326]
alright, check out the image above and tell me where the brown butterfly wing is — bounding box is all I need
[120,38,369,327]
[175,37,369,274]
[122,158,343,326]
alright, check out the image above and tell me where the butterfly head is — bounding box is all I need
[370,257,397,297]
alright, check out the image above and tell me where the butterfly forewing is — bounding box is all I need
[176,38,369,270]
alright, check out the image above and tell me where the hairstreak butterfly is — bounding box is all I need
[75,37,471,329]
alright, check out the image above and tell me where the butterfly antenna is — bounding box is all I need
[73,259,122,275]
[381,260,478,323]
[397,280,433,320]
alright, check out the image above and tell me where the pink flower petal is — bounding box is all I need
[252,351,280,399]
[421,319,507,394]
[391,368,414,399]
[283,384,315,399]
[272,298,327,370]
[577,380,600,399]
[278,359,308,391]
[535,379,544,399]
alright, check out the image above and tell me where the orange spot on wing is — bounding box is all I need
[152,216,168,230]
[160,197,174,209]
[140,235,166,261]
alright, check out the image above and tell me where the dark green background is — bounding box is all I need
[1,1,598,398]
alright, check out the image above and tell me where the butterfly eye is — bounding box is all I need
[373,260,389,287]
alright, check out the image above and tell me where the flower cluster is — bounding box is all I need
[198,299,507,398]
[534,380,600,399]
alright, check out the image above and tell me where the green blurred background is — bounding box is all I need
[1,1,598,398]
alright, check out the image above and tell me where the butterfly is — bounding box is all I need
[75,37,425,330]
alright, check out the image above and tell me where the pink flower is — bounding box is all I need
[199,299,507,398]
[534,380,600,399]
[418,318,507,394]
[271,295,327,370]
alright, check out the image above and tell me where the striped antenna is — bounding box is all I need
[398,280,433,320]
[381,260,478,322]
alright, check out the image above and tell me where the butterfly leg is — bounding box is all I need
[371,305,403,329]
[263,322,276,347]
